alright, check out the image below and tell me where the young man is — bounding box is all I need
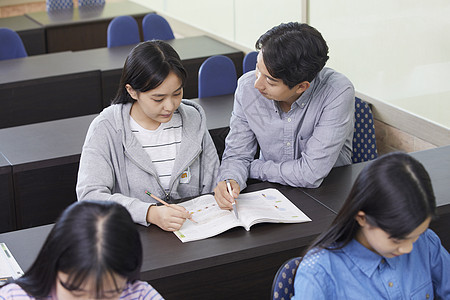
[214,22,355,209]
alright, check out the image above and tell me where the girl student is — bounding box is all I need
[0,200,164,300]
[76,40,220,231]
[292,152,449,299]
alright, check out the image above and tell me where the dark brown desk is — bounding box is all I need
[0,15,45,55]
[73,35,244,104]
[25,1,153,53]
[301,145,450,251]
[0,153,15,233]
[190,94,234,159]
[0,115,97,229]
[0,52,102,129]
[0,182,335,299]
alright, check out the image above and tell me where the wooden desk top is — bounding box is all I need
[0,182,335,280]
[72,35,243,72]
[302,145,450,213]
[0,115,97,169]
[0,51,95,84]
[0,15,42,32]
[25,1,153,27]
[190,94,234,130]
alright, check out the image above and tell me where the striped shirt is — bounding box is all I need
[130,112,182,191]
[0,281,164,299]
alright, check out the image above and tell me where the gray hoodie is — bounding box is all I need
[76,100,219,225]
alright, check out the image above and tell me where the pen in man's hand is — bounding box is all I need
[226,180,239,219]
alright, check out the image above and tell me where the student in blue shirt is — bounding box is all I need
[292,152,450,299]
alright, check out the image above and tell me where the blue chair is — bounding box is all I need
[142,13,175,41]
[46,0,73,12]
[198,55,237,98]
[243,51,258,73]
[0,28,28,61]
[271,257,301,300]
[352,97,378,163]
[107,16,140,48]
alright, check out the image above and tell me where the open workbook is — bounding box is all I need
[0,243,24,286]
[174,188,311,243]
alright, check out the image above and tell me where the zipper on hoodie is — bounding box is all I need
[167,148,202,199]
[124,150,168,201]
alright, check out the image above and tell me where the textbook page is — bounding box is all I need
[0,243,24,286]
[174,188,311,243]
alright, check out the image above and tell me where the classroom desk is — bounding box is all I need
[0,153,14,233]
[0,115,97,229]
[0,182,336,299]
[25,1,153,53]
[0,16,45,55]
[0,52,102,129]
[190,94,234,160]
[301,145,450,251]
[73,35,244,105]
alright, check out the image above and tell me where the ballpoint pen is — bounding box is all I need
[226,179,239,219]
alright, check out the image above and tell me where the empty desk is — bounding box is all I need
[0,115,97,229]
[0,153,14,233]
[190,94,234,159]
[25,1,153,53]
[0,52,102,129]
[0,15,45,55]
[73,35,244,104]
[0,182,336,299]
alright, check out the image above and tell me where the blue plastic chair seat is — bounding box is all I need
[0,28,28,61]
[271,257,301,300]
[198,55,237,98]
[352,97,378,163]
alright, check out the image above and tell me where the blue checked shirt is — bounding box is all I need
[292,229,450,299]
[218,67,355,189]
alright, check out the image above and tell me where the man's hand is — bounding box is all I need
[214,179,240,210]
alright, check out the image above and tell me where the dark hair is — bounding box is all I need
[14,201,143,298]
[306,152,436,254]
[255,22,329,88]
[112,40,187,104]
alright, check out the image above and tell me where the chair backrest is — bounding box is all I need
[243,51,258,73]
[142,13,175,41]
[271,257,301,300]
[198,55,237,98]
[46,0,73,12]
[107,16,140,48]
[0,28,28,61]
[78,0,105,7]
[352,97,378,163]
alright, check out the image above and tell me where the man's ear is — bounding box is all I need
[295,81,310,95]
[125,84,138,100]
[355,211,367,227]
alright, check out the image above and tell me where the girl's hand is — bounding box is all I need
[147,204,190,231]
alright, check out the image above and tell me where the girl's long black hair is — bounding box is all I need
[112,40,187,105]
[305,152,436,255]
[14,200,143,298]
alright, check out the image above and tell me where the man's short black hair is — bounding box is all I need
[256,22,329,88]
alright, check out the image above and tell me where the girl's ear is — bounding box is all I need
[125,84,138,100]
[355,211,367,227]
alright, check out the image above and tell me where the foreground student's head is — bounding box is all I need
[312,152,436,257]
[15,201,142,299]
